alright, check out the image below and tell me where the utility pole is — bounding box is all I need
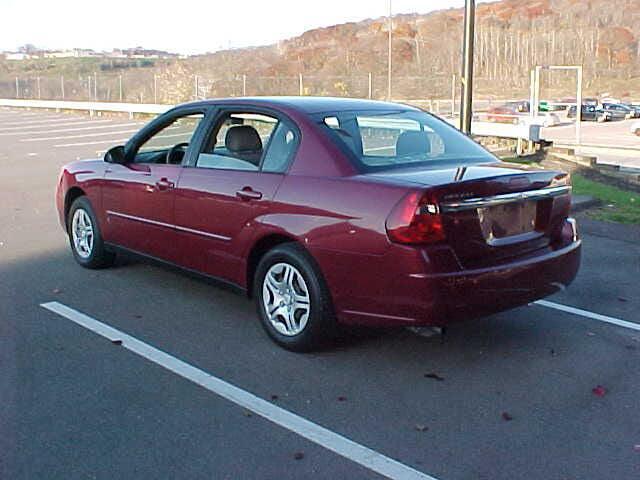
[387,0,392,101]
[459,0,476,134]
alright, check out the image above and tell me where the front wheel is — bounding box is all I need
[67,196,115,269]
[254,243,336,352]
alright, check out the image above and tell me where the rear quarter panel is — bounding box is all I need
[256,173,416,320]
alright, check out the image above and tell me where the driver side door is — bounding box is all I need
[102,110,206,263]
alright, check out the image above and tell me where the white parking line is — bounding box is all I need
[54,138,131,147]
[0,117,79,127]
[55,131,190,148]
[0,120,113,132]
[0,122,142,137]
[40,301,437,480]
[535,300,640,332]
[21,129,140,142]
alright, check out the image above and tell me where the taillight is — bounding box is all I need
[385,191,445,245]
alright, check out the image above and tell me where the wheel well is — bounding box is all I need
[64,187,85,230]
[246,234,298,297]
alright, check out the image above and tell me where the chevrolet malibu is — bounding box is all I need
[56,97,581,351]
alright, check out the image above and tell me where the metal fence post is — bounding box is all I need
[242,74,247,96]
[368,72,372,99]
[61,76,65,100]
[194,75,199,100]
[451,74,456,116]
[93,72,98,101]
[15,77,19,99]
[299,73,303,96]
[154,74,158,104]
[37,77,41,99]
[119,75,123,102]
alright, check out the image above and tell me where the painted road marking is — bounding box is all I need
[0,122,142,137]
[40,301,438,480]
[0,120,113,132]
[21,129,140,142]
[54,138,131,147]
[54,131,190,148]
[535,300,640,332]
[0,117,82,127]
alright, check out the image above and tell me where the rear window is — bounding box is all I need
[315,109,495,172]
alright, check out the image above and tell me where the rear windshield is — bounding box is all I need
[314,109,495,172]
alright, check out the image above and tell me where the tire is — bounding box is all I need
[67,196,115,269]
[254,243,336,352]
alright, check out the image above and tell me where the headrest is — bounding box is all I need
[225,125,262,153]
[396,131,431,157]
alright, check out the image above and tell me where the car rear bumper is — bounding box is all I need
[334,238,581,327]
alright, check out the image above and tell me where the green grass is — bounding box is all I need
[572,173,640,224]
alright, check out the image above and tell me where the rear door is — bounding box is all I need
[174,109,299,284]
[102,109,206,262]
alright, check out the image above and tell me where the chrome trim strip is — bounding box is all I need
[106,210,231,242]
[439,185,571,212]
[174,225,231,242]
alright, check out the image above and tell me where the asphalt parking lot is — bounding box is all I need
[1,107,640,480]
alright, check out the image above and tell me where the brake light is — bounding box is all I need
[385,191,445,245]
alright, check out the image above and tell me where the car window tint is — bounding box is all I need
[261,122,298,173]
[138,114,203,155]
[197,112,278,170]
[317,110,494,172]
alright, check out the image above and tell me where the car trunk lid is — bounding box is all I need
[367,162,572,268]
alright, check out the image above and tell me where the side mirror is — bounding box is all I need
[104,145,126,164]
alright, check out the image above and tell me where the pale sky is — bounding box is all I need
[0,0,493,54]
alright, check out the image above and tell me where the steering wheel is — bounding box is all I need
[165,142,189,164]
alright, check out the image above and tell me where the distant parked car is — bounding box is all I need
[601,103,637,120]
[567,105,609,122]
[631,121,640,136]
[623,104,640,117]
[486,103,526,124]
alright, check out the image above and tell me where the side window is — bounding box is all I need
[196,112,297,172]
[262,122,297,173]
[134,113,204,164]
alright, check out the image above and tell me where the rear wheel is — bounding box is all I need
[67,196,115,269]
[254,243,336,352]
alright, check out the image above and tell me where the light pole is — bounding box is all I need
[387,0,392,101]
[459,0,476,134]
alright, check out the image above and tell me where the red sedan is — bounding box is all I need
[56,97,581,351]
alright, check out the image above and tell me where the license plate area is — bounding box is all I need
[478,200,539,246]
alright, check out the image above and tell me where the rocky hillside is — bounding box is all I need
[2,0,638,102]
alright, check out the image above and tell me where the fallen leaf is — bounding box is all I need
[414,424,429,432]
[293,452,304,460]
[618,297,628,302]
[592,385,607,397]
[424,372,445,381]
[111,339,123,346]
[270,394,279,401]
[501,412,513,421]
[134,314,143,319]
[337,396,347,402]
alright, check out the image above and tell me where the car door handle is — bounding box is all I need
[236,187,262,201]
[155,178,175,191]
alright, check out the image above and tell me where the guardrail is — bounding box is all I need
[0,98,540,141]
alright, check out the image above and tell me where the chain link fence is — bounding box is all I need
[1,72,531,114]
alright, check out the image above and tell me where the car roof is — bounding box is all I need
[179,96,420,115]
